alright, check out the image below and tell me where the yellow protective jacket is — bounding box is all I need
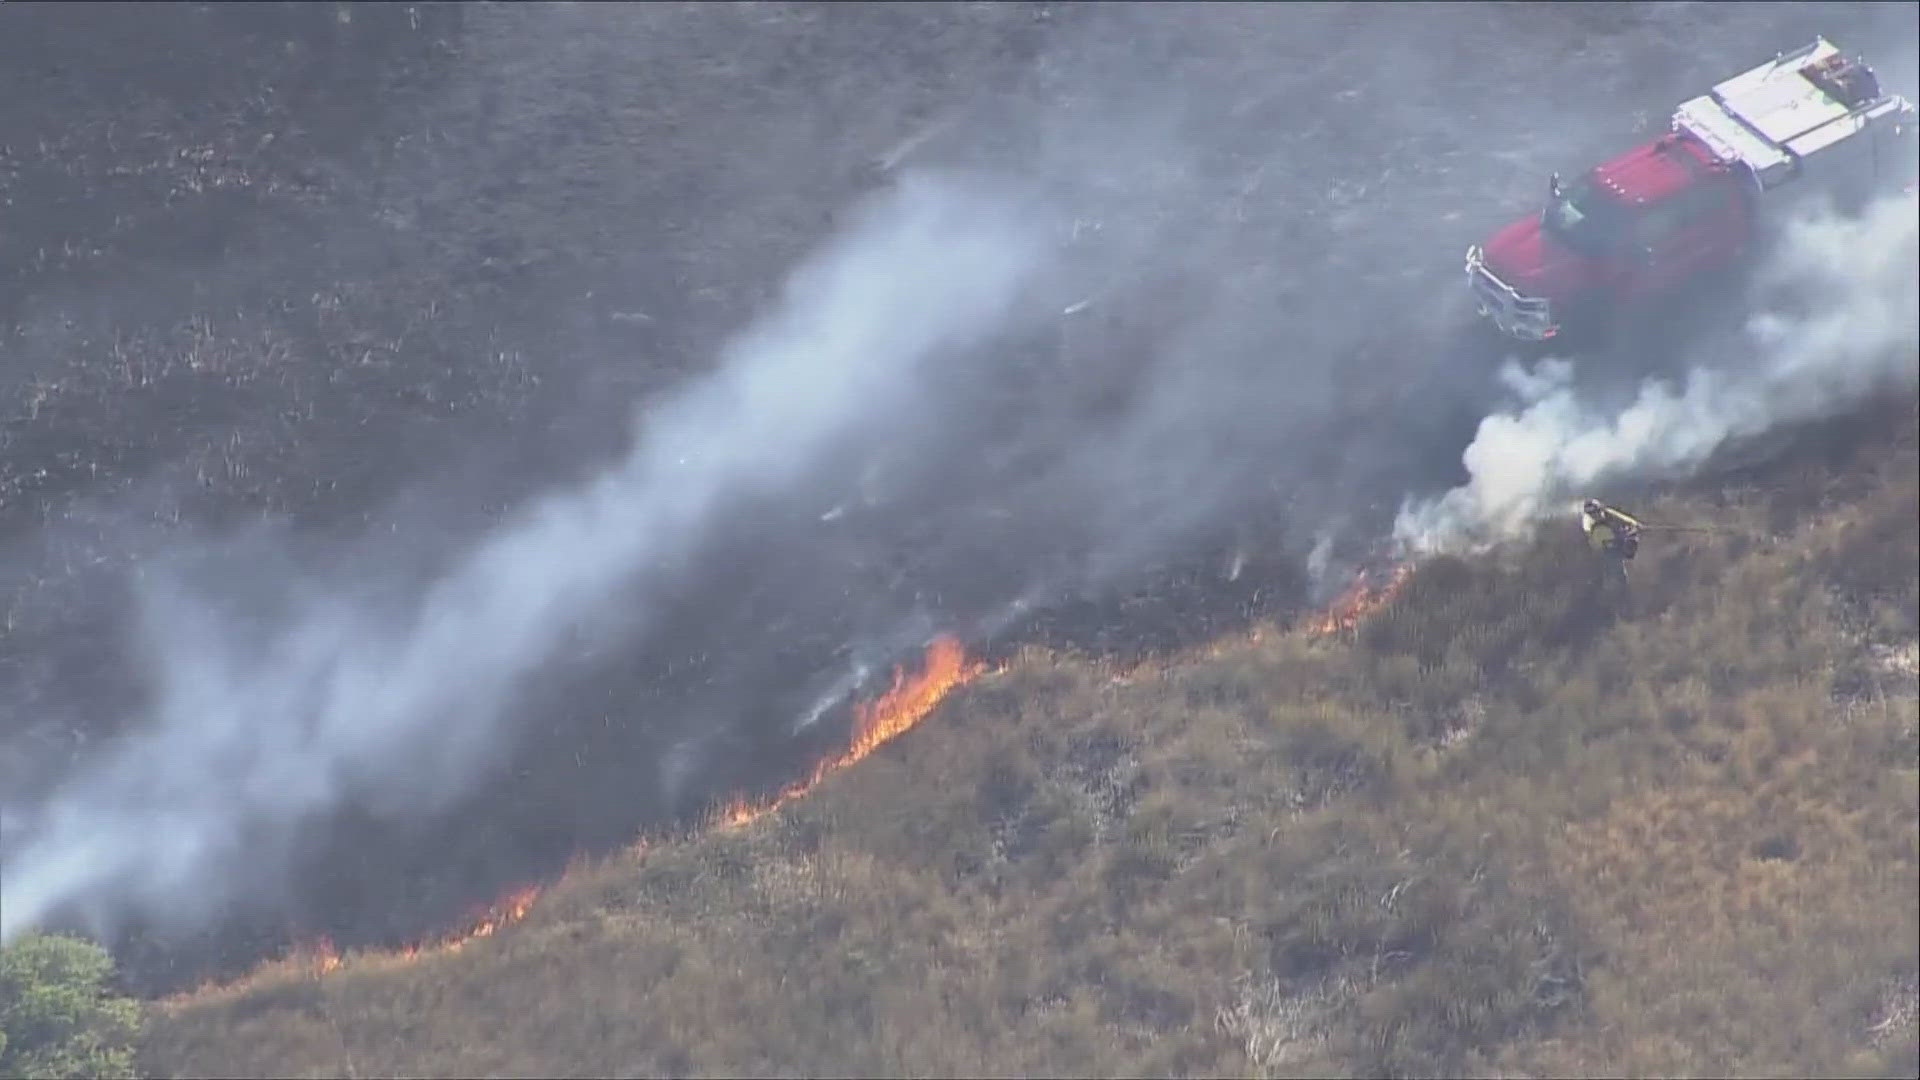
[1581,504,1643,552]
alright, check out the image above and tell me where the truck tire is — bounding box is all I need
[1551,293,1615,354]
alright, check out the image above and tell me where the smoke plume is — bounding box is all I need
[1394,190,1920,551]
[0,173,1052,943]
[7,4,1913,974]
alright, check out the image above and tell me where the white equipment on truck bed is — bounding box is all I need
[1672,37,1915,192]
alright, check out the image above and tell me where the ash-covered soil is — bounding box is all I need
[1,2,1911,994]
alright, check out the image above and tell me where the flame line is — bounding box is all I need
[169,575,1415,1009]
[1308,561,1416,637]
[719,633,982,828]
[175,576,1405,1008]
[167,635,982,1005]
[164,880,548,1006]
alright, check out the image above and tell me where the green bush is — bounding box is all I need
[0,934,142,1080]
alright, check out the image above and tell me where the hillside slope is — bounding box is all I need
[142,409,1920,1079]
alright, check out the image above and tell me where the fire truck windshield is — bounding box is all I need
[1541,175,1626,255]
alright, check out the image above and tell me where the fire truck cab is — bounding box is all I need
[1466,38,1916,343]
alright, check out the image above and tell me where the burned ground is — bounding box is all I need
[1,2,1914,1050]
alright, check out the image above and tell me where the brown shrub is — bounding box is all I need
[144,423,1920,1079]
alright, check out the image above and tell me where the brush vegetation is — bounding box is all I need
[0,934,142,1080]
[6,9,1914,1075]
[139,412,1920,1079]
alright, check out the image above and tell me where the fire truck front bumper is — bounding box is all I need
[1465,245,1557,341]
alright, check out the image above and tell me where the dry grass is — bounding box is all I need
[136,412,1920,1078]
[21,9,1900,1074]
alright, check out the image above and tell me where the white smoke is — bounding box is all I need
[0,172,1052,944]
[1395,190,1920,551]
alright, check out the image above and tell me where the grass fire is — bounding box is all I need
[1310,562,1418,638]
[161,636,982,1006]
[718,634,984,828]
[165,882,549,1009]
[3,5,1914,1078]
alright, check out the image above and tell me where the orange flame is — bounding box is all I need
[434,883,543,955]
[167,637,984,1006]
[293,935,342,977]
[1309,562,1415,637]
[167,880,545,1006]
[720,634,983,828]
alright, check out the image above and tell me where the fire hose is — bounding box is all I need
[1634,523,1769,539]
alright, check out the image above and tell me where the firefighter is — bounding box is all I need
[1580,498,1643,562]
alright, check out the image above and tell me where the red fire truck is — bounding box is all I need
[1466,37,1916,344]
